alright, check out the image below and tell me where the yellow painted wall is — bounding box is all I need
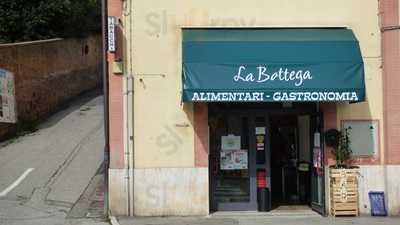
[336,58,384,163]
[127,0,383,168]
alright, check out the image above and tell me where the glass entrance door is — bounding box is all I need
[209,113,257,211]
[310,113,326,215]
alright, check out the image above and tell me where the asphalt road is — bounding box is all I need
[0,91,108,225]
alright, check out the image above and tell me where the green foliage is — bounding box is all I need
[325,129,340,148]
[0,0,101,43]
[331,128,353,168]
[16,119,38,134]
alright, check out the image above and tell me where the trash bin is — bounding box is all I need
[257,188,271,212]
[369,191,387,216]
[257,169,271,212]
[298,162,310,204]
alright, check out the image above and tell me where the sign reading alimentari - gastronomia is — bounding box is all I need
[182,29,365,102]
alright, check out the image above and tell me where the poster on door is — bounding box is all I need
[313,132,323,176]
[220,149,248,170]
[256,135,265,151]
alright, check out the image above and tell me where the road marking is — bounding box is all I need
[0,168,34,197]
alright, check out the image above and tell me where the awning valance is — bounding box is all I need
[182,28,365,102]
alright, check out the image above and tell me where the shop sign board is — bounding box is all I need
[107,16,116,52]
[0,69,16,123]
[182,29,365,103]
[186,90,360,102]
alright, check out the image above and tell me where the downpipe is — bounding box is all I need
[122,0,134,216]
[123,73,134,216]
[101,0,110,218]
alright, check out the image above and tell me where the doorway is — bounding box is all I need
[208,109,259,211]
[208,103,325,214]
[269,114,311,209]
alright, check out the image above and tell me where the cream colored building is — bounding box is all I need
[106,0,400,217]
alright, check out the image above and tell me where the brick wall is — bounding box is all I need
[0,35,103,140]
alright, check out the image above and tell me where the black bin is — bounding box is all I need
[257,188,271,212]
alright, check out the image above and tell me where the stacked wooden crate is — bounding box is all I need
[330,168,359,216]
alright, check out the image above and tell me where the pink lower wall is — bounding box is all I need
[108,0,124,169]
[381,0,400,165]
[108,69,124,169]
[321,104,337,166]
[194,103,209,167]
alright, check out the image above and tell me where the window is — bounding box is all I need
[342,120,379,157]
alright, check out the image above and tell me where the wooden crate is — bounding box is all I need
[330,168,359,216]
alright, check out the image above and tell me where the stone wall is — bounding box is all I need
[0,36,103,140]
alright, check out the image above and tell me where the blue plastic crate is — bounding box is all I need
[368,191,387,216]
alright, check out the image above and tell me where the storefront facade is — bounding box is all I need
[106,0,400,217]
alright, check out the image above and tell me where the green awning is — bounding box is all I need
[182,28,365,102]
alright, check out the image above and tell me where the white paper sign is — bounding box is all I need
[221,135,241,150]
[107,16,116,52]
[256,127,266,135]
[0,69,16,123]
[314,132,321,148]
[220,149,248,170]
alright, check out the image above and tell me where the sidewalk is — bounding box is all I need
[116,215,400,225]
[0,90,107,225]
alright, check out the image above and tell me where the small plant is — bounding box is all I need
[16,119,38,134]
[325,128,353,168]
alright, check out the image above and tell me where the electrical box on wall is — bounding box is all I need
[112,60,124,74]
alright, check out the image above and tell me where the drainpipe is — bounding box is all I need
[128,0,135,216]
[379,0,399,215]
[101,0,110,218]
[122,0,134,216]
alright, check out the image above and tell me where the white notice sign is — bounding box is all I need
[221,135,241,150]
[314,132,321,148]
[107,16,116,52]
[0,69,16,123]
[255,127,266,135]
